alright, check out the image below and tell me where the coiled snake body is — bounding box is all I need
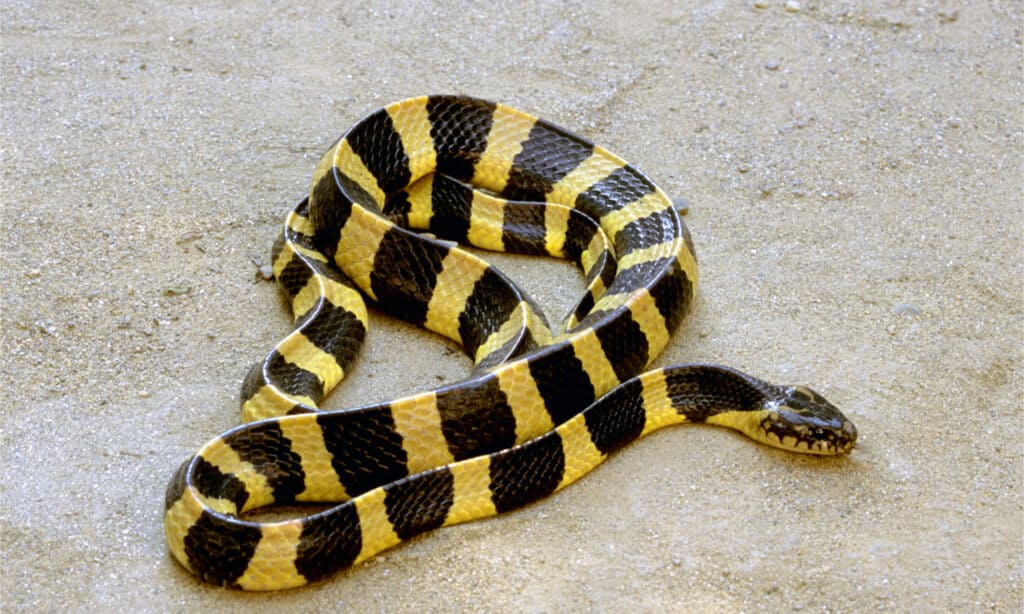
[164,95,857,590]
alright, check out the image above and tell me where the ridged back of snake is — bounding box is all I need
[164,96,855,590]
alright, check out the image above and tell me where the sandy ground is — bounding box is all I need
[2,1,1021,611]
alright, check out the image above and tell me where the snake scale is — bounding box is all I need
[163,95,857,590]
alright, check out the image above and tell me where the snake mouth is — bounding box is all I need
[757,408,858,455]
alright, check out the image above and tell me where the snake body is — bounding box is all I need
[163,95,857,590]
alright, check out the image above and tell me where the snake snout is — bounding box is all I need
[764,386,858,455]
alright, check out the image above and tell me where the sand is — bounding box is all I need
[2,1,1021,611]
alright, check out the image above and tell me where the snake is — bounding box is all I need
[163,95,857,591]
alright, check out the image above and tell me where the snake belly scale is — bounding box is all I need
[163,95,857,591]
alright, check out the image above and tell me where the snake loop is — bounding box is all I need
[164,95,856,590]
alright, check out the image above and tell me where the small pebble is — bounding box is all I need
[175,230,203,245]
[753,1,769,8]
[162,285,191,296]
[894,303,922,317]
[765,61,780,71]
[672,197,690,214]
[785,0,800,12]
[138,390,150,398]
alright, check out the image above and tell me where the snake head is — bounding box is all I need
[758,386,858,455]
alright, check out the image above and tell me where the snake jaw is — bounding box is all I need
[758,386,858,455]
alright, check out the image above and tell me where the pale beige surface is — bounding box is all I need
[2,1,1021,611]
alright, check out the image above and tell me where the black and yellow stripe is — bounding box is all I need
[166,365,855,590]
[164,96,856,590]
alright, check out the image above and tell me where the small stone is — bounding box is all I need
[162,285,191,296]
[175,230,203,245]
[785,0,800,12]
[894,303,922,317]
[765,61,780,71]
[753,1,769,8]
[139,390,150,398]
[672,197,690,214]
